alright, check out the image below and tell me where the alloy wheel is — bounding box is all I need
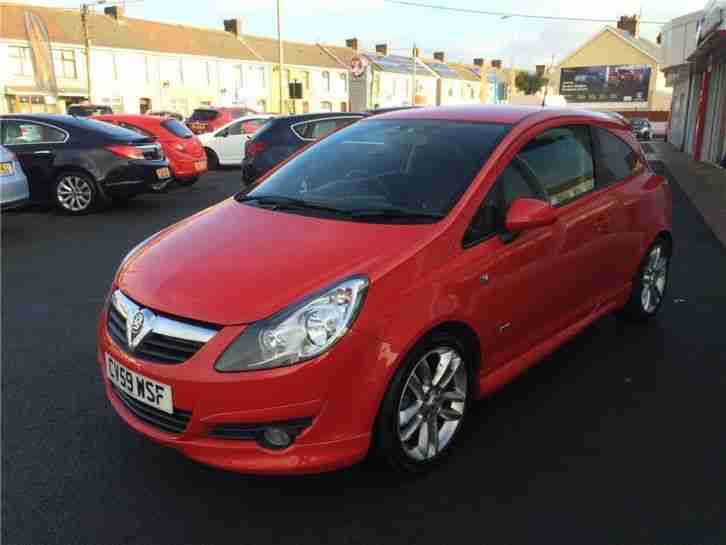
[397,347,467,461]
[641,245,668,313]
[57,175,93,212]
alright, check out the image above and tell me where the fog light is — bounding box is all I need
[261,427,293,449]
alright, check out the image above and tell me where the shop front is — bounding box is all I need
[5,86,88,114]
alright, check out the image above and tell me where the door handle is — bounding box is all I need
[33,150,52,155]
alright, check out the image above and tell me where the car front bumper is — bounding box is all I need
[1,170,30,209]
[96,306,383,475]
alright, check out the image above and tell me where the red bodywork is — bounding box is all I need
[98,105,672,474]
[94,114,207,181]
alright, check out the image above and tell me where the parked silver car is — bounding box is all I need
[1,144,30,210]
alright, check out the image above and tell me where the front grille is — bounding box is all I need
[112,386,191,435]
[209,417,313,440]
[107,297,217,365]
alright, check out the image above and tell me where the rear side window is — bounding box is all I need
[1,120,66,145]
[518,125,595,206]
[116,122,155,138]
[293,118,360,140]
[161,119,193,138]
[594,128,645,185]
[189,109,219,122]
[241,119,267,135]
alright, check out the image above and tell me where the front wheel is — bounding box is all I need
[616,238,671,322]
[372,333,471,474]
[54,172,99,215]
[205,148,219,170]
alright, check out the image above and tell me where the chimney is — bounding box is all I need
[412,47,420,58]
[104,6,124,19]
[473,58,484,67]
[491,59,502,69]
[346,38,359,51]
[433,51,445,62]
[617,15,640,37]
[224,18,244,37]
[375,43,388,56]
[536,64,546,77]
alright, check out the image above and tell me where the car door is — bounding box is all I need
[514,124,625,337]
[0,119,68,201]
[460,161,565,368]
[233,118,267,163]
[215,120,246,164]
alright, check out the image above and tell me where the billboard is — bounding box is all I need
[559,65,651,103]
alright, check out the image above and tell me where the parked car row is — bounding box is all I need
[97,105,673,476]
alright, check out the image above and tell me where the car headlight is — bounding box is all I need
[215,276,369,372]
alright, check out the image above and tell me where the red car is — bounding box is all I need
[186,107,257,135]
[94,114,207,185]
[98,106,672,475]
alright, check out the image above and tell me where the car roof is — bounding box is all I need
[0,113,95,128]
[276,112,366,124]
[370,104,627,128]
[94,114,163,123]
[214,114,277,130]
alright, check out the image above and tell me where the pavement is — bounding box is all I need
[3,165,726,545]
[644,141,726,246]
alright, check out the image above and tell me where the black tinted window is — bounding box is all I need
[162,119,193,138]
[248,119,510,219]
[1,120,66,145]
[518,126,595,206]
[464,163,539,246]
[189,109,219,121]
[77,118,147,140]
[595,128,644,185]
[117,122,155,138]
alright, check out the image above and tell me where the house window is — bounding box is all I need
[52,49,77,79]
[9,46,33,76]
[448,86,453,98]
[340,102,348,112]
[302,101,310,113]
[112,54,119,80]
[302,71,311,90]
[257,99,267,112]
[404,79,410,98]
[322,71,330,92]
[258,66,266,88]
[283,69,291,84]
[391,78,397,96]
[206,62,212,86]
[340,72,347,92]
[469,85,475,99]
[178,59,184,84]
[235,65,244,89]
[145,56,152,84]
[321,101,333,112]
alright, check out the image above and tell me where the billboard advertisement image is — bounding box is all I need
[559,65,652,103]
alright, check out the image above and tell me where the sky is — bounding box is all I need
[20,0,707,68]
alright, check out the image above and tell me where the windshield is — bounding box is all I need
[189,109,219,122]
[162,119,193,138]
[246,119,510,221]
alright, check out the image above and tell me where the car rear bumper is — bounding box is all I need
[103,160,172,194]
[169,156,207,180]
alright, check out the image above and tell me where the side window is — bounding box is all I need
[333,117,358,130]
[1,120,66,145]
[118,122,154,138]
[291,122,312,140]
[463,163,539,247]
[594,128,645,186]
[309,119,339,139]
[518,125,595,206]
[241,119,265,135]
[227,121,244,136]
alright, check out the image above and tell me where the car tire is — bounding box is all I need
[53,171,102,215]
[616,237,671,322]
[205,148,219,170]
[177,175,199,187]
[372,331,472,474]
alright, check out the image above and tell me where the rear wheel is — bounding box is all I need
[54,172,99,215]
[372,332,471,474]
[616,238,671,322]
[205,148,219,170]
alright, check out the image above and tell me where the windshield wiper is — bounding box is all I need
[235,194,352,216]
[350,207,445,221]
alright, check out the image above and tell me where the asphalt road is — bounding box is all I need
[3,166,726,545]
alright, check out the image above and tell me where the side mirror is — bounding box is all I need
[505,198,557,233]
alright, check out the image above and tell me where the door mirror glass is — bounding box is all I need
[505,198,557,233]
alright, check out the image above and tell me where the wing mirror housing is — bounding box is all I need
[505,198,557,233]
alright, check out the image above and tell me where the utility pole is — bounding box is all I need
[541,53,555,107]
[81,3,92,103]
[411,43,416,106]
[277,0,285,114]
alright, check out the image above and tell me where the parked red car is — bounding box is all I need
[94,114,207,185]
[186,107,257,135]
[98,106,672,475]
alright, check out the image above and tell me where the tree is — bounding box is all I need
[515,71,549,95]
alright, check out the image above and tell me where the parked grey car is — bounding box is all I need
[0,144,30,210]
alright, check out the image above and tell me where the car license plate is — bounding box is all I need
[106,353,174,414]
[156,167,171,179]
[0,162,14,176]
[194,160,207,172]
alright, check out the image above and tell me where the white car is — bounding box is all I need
[0,144,30,210]
[197,115,273,168]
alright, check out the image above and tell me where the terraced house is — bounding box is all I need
[0,3,353,115]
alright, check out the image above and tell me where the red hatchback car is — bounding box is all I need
[94,114,207,185]
[186,107,257,135]
[98,106,672,475]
